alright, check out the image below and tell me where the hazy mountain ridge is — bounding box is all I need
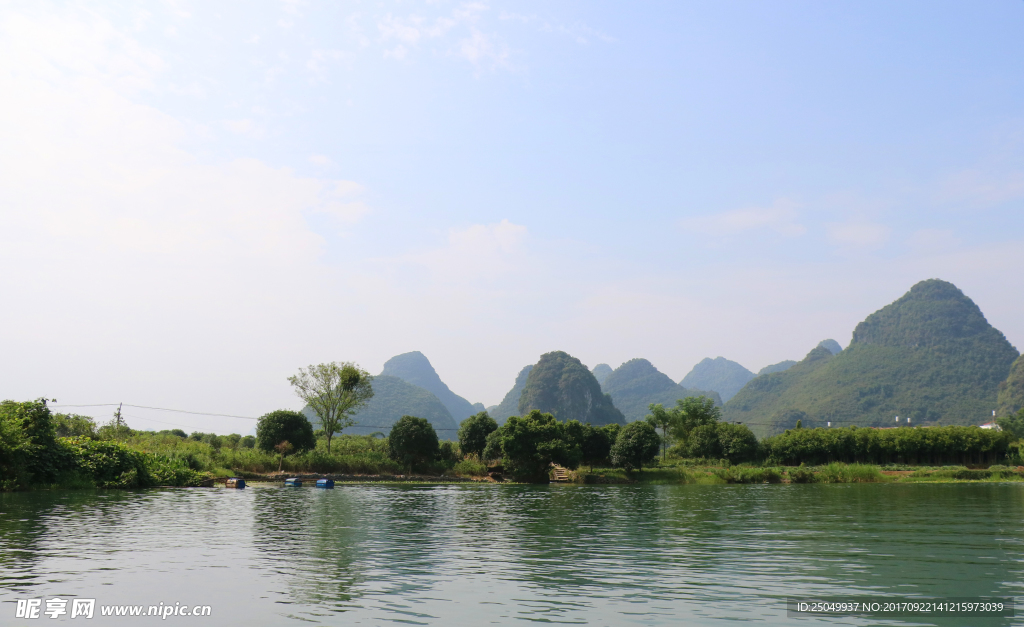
[380,351,477,421]
[679,356,755,402]
[488,364,534,424]
[305,375,458,437]
[757,360,797,376]
[602,358,722,423]
[591,364,613,386]
[724,279,1019,437]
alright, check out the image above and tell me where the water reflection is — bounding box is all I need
[0,484,1022,626]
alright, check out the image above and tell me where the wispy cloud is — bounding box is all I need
[827,221,890,249]
[680,200,806,237]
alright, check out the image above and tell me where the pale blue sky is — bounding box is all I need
[2,1,1022,434]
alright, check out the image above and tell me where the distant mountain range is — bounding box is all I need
[302,279,1019,440]
[724,279,1020,437]
[679,357,755,403]
[757,360,797,376]
[591,364,613,386]
[602,358,721,422]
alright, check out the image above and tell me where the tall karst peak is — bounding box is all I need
[518,351,625,426]
[380,351,477,421]
[851,279,1007,349]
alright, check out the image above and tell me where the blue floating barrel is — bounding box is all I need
[316,478,334,489]
[283,478,302,487]
[226,478,245,489]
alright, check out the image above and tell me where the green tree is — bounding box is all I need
[494,410,570,483]
[388,415,439,471]
[645,403,678,460]
[686,424,721,459]
[996,408,1024,441]
[53,413,97,438]
[256,410,316,468]
[0,399,61,486]
[289,362,374,453]
[458,411,498,459]
[580,423,613,470]
[240,435,256,449]
[610,420,660,472]
[670,395,721,448]
[482,429,503,462]
[716,423,759,463]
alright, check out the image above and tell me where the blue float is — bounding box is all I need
[316,479,334,489]
[283,478,302,487]
[225,478,245,489]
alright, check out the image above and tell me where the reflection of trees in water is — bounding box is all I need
[250,488,365,615]
[0,490,138,593]
[761,484,1024,601]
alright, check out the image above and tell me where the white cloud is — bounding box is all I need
[308,154,333,166]
[937,169,1024,207]
[681,199,806,237]
[392,219,529,283]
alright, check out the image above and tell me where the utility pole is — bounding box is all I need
[114,403,123,429]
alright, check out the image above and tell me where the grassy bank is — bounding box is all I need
[568,462,1024,485]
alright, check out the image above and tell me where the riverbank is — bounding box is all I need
[567,463,1024,485]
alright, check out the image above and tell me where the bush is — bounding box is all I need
[761,425,1013,466]
[388,416,439,471]
[437,440,461,469]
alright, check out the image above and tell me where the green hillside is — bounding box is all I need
[679,356,755,402]
[603,358,722,422]
[591,363,613,386]
[724,279,1019,437]
[997,355,1024,417]
[380,351,477,421]
[306,375,458,437]
[757,360,796,376]
[519,351,625,426]
[489,364,533,424]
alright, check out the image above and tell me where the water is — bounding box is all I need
[2,483,1023,626]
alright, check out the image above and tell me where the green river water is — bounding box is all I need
[1,483,1023,626]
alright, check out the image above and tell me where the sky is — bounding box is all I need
[2,0,1023,435]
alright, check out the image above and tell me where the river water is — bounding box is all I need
[1,483,1022,626]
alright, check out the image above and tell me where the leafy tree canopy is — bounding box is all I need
[388,415,439,470]
[289,362,373,453]
[458,411,497,459]
[610,421,660,472]
[493,410,578,482]
[256,410,316,455]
